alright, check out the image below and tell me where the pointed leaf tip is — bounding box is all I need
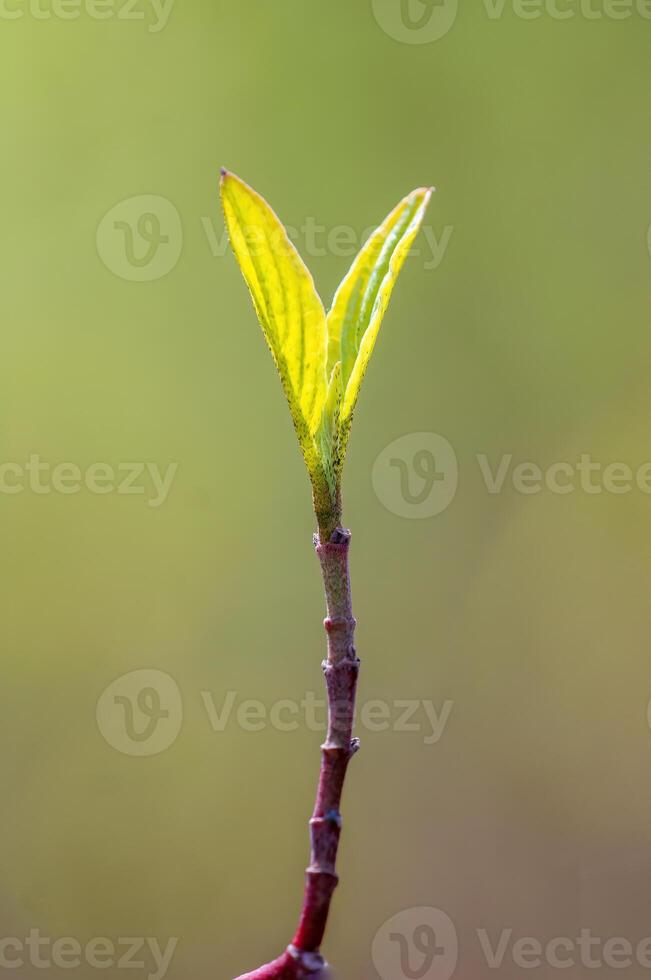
[326,184,434,467]
[219,170,329,505]
[219,174,433,532]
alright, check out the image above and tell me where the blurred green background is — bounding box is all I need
[2,2,651,977]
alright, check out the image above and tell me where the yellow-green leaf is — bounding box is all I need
[326,187,433,462]
[220,172,433,538]
[317,362,343,500]
[220,170,328,480]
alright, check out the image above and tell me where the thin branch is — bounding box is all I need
[234,527,359,980]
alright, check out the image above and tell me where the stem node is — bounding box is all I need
[234,526,358,978]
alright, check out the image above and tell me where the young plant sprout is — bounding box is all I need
[220,170,433,980]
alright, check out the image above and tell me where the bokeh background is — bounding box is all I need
[2,2,651,977]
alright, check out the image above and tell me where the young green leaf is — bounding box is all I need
[220,171,433,536]
[327,187,433,467]
[317,361,343,500]
[220,169,328,488]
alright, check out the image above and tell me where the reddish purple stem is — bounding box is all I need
[235,528,360,979]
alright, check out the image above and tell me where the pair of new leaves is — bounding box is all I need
[220,170,433,518]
